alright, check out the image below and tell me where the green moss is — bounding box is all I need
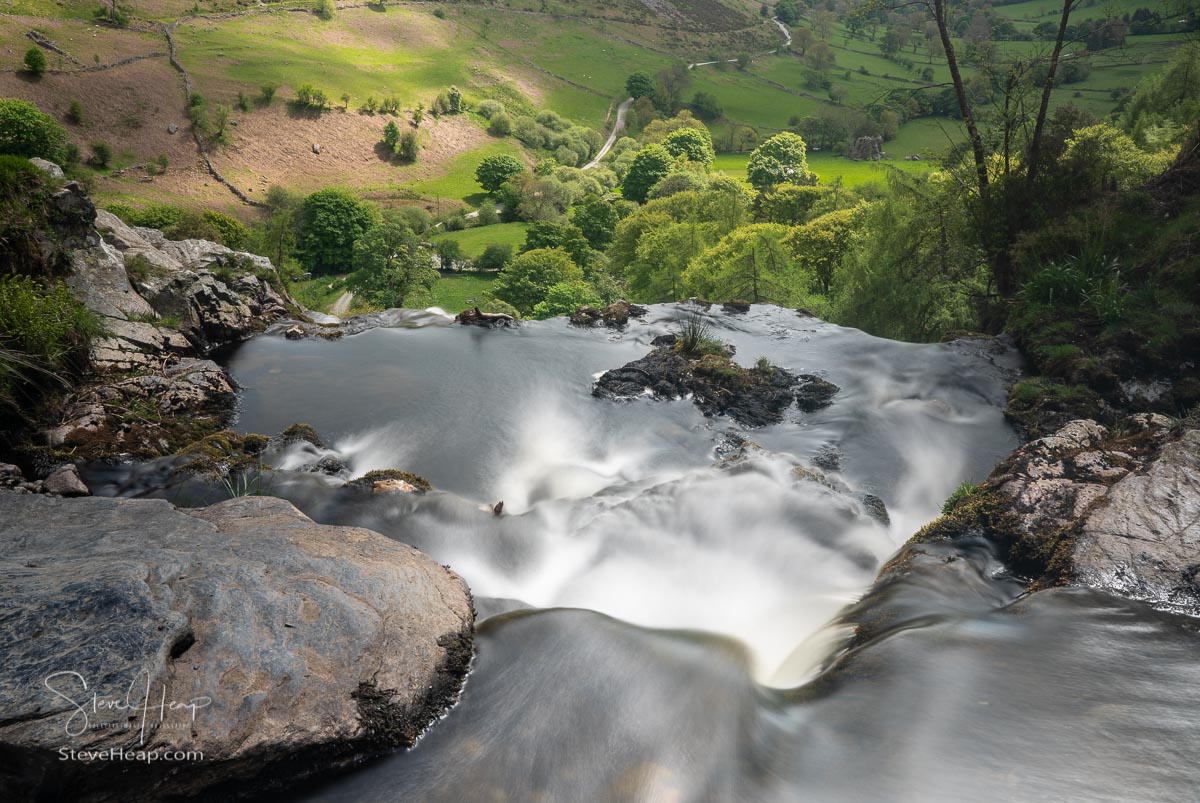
[687,354,749,390]
[1005,377,1102,437]
[940,480,978,515]
[175,430,267,477]
[279,422,324,447]
[351,469,433,493]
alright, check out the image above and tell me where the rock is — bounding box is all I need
[41,464,89,497]
[594,348,808,428]
[312,143,321,154]
[349,469,433,493]
[722,300,751,313]
[794,374,839,412]
[27,158,64,179]
[0,493,473,802]
[569,305,602,327]
[1071,429,1200,612]
[94,210,184,275]
[303,455,349,476]
[859,493,890,525]
[167,123,178,134]
[277,422,325,448]
[284,325,305,340]
[88,318,192,373]
[650,333,677,348]
[849,135,884,161]
[146,271,262,353]
[568,300,646,328]
[66,239,157,320]
[455,307,515,327]
[374,478,421,493]
[0,464,25,488]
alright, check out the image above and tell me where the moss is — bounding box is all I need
[174,430,267,477]
[242,433,270,455]
[687,354,749,390]
[1005,377,1102,438]
[350,469,433,493]
[279,422,323,447]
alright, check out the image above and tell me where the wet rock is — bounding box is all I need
[455,306,515,327]
[1071,429,1200,612]
[594,347,807,428]
[285,325,305,340]
[42,464,89,497]
[303,455,349,476]
[572,299,647,328]
[722,300,751,313]
[794,374,839,412]
[0,493,473,802]
[858,493,890,525]
[650,333,677,348]
[277,422,325,448]
[812,443,842,471]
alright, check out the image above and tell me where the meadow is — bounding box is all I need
[430,222,530,258]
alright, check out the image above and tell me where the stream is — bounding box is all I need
[87,304,1200,801]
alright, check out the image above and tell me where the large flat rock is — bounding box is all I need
[0,493,473,801]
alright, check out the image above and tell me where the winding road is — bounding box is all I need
[583,97,634,170]
[689,18,791,69]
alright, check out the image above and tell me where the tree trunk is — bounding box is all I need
[1026,0,1078,188]
[933,0,989,196]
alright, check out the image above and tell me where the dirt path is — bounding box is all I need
[689,17,791,69]
[331,291,354,317]
[583,97,633,169]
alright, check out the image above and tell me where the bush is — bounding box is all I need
[941,480,978,515]
[298,188,380,274]
[295,84,329,110]
[314,0,334,20]
[260,83,278,105]
[476,99,504,119]
[0,275,100,413]
[532,279,601,319]
[477,243,512,270]
[89,141,112,168]
[395,129,419,162]
[492,247,583,315]
[66,99,85,125]
[23,47,47,77]
[475,154,525,194]
[0,98,69,163]
[488,112,513,137]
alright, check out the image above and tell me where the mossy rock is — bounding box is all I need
[687,354,750,390]
[175,430,269,477]
[348,469,433,493]
[278,423,324,448]
[1005,378,1102,438]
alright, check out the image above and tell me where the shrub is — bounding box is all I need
[395,129,419,162]
[476,99,504,119]
[23,47,47,77]
[475,154,525,193]
[314,0,334,20]
[89,141,112,167]
[941,480,978,515]
[675,310,723,358]
[488,112,512,137]
[295,84,329,110]
[66,100,85,125]
[0,98,69,163]
[260,83,278,105]
[532,279,601,319]
[477,243,512,270]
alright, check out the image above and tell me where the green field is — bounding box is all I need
[428,271,499,312]
[714,150,933,187]
[410,142,529,206]
[431,222,530,257]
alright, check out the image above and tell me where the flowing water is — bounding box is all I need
[87,305,1200,802]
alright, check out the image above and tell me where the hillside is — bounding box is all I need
[3,0,1190,217]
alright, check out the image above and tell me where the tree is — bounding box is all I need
[475,154,525,194]
[521,220,592,266]
[792,27,814,55]
[626,220,715,302]
[0,99,68,163]
[383,120,401,151]
[570,195,619,249]
[775,0,799,25]
[736,52,752,70]
[298,188,380,274]
[783,205,868,296]
[625,71,656,99]
[682,224,800,305]
[477,243,513,270]
[89,142,112,168]
[746,132,815,192]
[690,92,723,121]
[23,47,46,77]
[492,247,584,315]
[662,127,715,167]
[652,65,691,114]
[347,223,438,308]
[622,144,675,203]
[532,279,602,319]
[436,239,463,270]
[396,129,419,162]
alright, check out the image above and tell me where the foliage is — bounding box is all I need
[783,204,869,296]
[622,144,675,204]
[746,132,816,192]
[295,84,329,109]
[682,224,811,306]
[23,47,47,77]
[347,223,438,308]
[89,142,112,168]
[675,310,724,358]
[298,188,380,274]
[477,243,513,270]
[476,154,526,194]
[531,279,601,319]
[569,195,618,250]
[625,71,656,99]
[492,247,583,315]
[1061,124,1173,193]
[382,120,401,151]
[662,127,715,167]
[941,481,978,515]
[0,99,68,163]
[0,275,100,415]
[396,129,419,162]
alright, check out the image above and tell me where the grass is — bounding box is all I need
[410,141,528,205]
[428,271,499,312]
[714,150,932,187]
[288,274,348,312]
[430,221,529,257]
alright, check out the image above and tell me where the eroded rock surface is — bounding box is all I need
[0,493,474,802]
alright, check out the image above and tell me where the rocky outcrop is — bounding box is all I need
[848,135,884,161]
[0,492,474,802]
[594,344,840,428]
[912,414,1200,614]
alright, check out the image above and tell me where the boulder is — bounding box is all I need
[66,240,156,320]
[88,318,192,373]
[28,158,64,180]
[0,464,25,488]
[0,493,474,802]
[1072,429,1200,612]
[849,135,884,161]
[722,300,751,314]
[145,271,259,353]
[794,374,839,412]
[42,464,89,497]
